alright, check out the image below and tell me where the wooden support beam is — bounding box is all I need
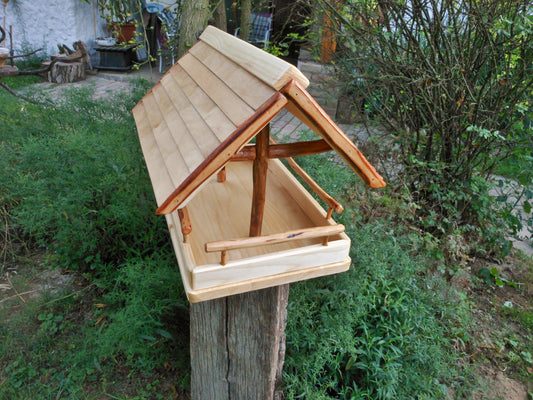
[281,80,386,189]
[178,207,192,243]
[269,136,344,214]
[249,124,270,237]
[233,140,332,161]
[217,167,226,182]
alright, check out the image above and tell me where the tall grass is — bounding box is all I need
[0,82,190,398]
[1,79,485,399]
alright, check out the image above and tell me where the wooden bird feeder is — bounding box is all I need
[132,26,385,303]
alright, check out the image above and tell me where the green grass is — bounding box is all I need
[1,77,529,399]
[0,82,190,399]
[280,149,477,399]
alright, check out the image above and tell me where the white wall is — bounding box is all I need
[1,0,107,57]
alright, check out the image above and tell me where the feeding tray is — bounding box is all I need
[132,26,385,302]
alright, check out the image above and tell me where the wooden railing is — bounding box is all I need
[205,224,345,265]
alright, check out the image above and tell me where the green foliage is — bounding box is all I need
[0,82,189,398]
[319,0,533,253]
[0,81,169,273]
[283,220,474,399]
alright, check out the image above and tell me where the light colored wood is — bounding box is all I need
[169,65,236,142]
[189,41,275,110]
[156,93,287,214]
[163,160,350,297]
[132,102,176,206]
[141,94,191,187]
[205,224,345,253]
[199,26,309,91]
[269,136,343,214]
[250,125,270,237]
[156,74,221,158]
[193,239,349,290]
[281,80,386,188]
[179,52,255,126]
[168,210,349,301]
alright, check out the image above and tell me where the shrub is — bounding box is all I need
[0,82,170,273]
[318,0,533,253]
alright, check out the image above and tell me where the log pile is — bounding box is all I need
[44,41,91,84]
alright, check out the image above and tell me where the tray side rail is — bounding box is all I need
[205,224,345,265]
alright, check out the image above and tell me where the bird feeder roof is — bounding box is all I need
[132,25,385,215]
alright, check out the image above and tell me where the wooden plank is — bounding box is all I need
[189,41,276,110]
[132,102,176,207]
[281,80,386,189]
[193,240,349,290]
[168,204,349,301]
[206,224,345,253]
[179,52,255,126]
[170,65,236,142]
[156,93,288,215]
[141,94,190,187]
[199,26,309,91]
[158,74,221,159]
[249,125,270,237]
[151,83,207,171]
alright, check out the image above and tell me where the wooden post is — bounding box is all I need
[249,124,270,237]
[190,284,290,400]
[191,124,289,400]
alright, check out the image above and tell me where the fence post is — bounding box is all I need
[190,284,289,399]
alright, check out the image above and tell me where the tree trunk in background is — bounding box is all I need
[190,285,290,400]
[178,0,210,58]
[211,0,227,32]
[239,0,251,41]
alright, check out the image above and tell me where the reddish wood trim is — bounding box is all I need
[156,92,288,215]
[269,140,331,159]
[205,224,345,253]
[249,124,270,237]
[178,207,193,235]
[233,146,256,161]
[232,140,331,161]
[217,167,226,182]
[269,136,343,214]
[280,80,386,189]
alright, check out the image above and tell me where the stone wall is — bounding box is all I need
[1,1,106,58]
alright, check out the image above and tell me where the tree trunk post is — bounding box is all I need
[190,284,290,400]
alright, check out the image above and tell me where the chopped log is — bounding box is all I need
[47,61,85,84]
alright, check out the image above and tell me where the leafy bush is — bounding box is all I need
[318,0,533,253]
[0,82,170,273]
[283,219,475,399]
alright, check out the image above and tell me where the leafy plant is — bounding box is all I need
[317,0,533,254]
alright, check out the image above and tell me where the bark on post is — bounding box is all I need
[178,0,210,58]
[190,285,289,400]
